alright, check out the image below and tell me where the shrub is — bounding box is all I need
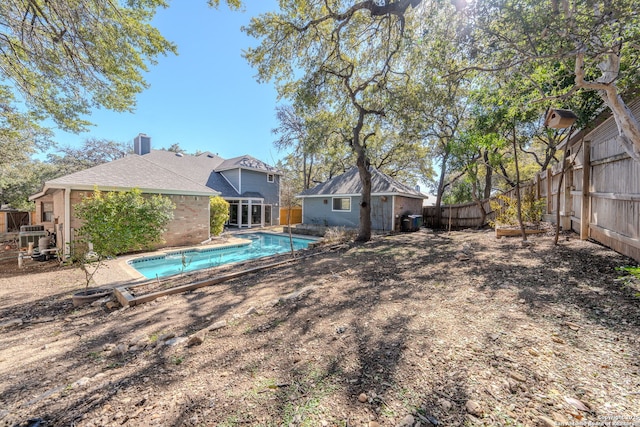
[75,188,175,257]
[73,188,174,290]
[489,188,545,228]
[210,196,230,236]
[323,226,357,244]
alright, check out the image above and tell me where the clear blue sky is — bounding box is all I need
[50,0,285,165]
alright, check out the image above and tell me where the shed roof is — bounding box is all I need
[298,167,426,198]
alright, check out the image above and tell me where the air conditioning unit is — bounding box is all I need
[20,225,44,232]
[19,231,46,249]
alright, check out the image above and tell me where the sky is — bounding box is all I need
[49,0,285,165]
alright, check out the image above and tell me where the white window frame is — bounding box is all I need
[267,173,274,183]
[332,197,351,212]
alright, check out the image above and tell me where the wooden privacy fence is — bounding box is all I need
[423,101,640,263]
[279,207,302,226]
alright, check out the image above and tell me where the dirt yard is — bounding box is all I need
[1,229,639,427]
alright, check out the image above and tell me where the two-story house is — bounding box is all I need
[29,134,282,254]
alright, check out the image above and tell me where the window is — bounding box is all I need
[332,197,351,212]
[42,202,54,222]
[267,173,274,183]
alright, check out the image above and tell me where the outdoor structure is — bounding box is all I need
[0,206,35,241]
[29,134,282,255]
[297,167,426,232]
[424,99,640,263]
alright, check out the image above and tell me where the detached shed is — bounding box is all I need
[0,206,35,240]
[297,167,427,232]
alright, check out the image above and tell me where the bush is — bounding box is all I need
[323,226,357,244]
[210,196,230,236]
[74,188,175,257]
[489,188,545,228]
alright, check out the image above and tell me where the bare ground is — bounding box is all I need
[1,229,639,427]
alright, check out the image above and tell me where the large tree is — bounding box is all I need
[0,0,181,132]
[245,0,424,241]
[458,0,640,162]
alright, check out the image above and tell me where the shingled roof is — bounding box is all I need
[32,145,281,200]
[216,155,281,174]
[41,155,217,196]
[298,167,425,198]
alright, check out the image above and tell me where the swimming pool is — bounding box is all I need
[128,232,317,279]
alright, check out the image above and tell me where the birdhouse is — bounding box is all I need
[544,109,577,129]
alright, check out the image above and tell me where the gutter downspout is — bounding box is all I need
[391,196,396,231]
[64,186,71,258]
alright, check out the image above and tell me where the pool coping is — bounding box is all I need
[89,231,320,291]
[125,232,318,279]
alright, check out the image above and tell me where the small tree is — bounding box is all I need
[74,188,174,290]
[209,196,229,237]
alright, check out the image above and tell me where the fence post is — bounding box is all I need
[546,168,552,214]
[580,140,591,239]
[562,154,573,230]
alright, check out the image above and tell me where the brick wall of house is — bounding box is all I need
[163,195,210,247]
[69,191,210,249]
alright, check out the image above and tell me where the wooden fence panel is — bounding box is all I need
[279,207,302,225]
[423,104,640,262]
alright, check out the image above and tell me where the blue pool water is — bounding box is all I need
[128,232,316,279]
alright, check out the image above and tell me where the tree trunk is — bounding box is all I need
[483,149,492,200]
[434,151,449,230]
[511,127,526,241]
[471,179,487,228]
[353,111,372,242]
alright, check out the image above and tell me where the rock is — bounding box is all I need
[537,416,556,427]
[208,320,227,331]
[489,333,500,341]
[509,371,526,382]
[396,414,415,427]
[91,296,111,307]
[438,398,452,411]
[358,393,368,403]
[106,301,120,310]
[128,345,145,353]
[109,344,128,357]
[103,343,116,352]
[0,318,23,329]
[552,412,569,424]
[551,336,565,344]
[71,377,91,388]
[528,347,540,357]
[280,286,316,303]
[187,330,206,346]
[564,396,590,412]
[165,337,188,347]
[465,400,483,416]
[245,306,257,316]
[158,332,176,342]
